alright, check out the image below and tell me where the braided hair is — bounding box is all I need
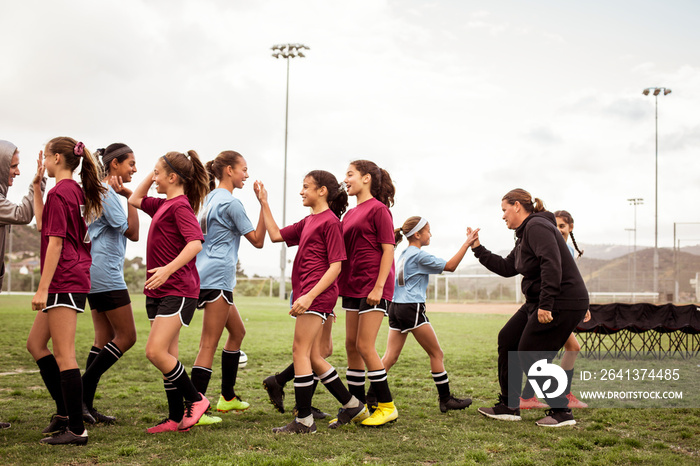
[554,209,583,258]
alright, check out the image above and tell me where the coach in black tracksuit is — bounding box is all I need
[466,189,588,427]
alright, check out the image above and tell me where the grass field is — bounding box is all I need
[0,294,698,465]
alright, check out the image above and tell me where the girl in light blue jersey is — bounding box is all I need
[380,216,478,413]
[192,150,265,416]
[83,143,139,424]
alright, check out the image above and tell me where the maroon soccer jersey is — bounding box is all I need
[142,195,204,299]
[338,197,395,300]
[280,209,346,313]
[40,179,91,293]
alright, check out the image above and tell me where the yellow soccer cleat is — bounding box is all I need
[195,413,222,426]
[216,395,250,412]
[360,401,398,427]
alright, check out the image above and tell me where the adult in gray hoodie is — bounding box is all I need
[0,139,46,429]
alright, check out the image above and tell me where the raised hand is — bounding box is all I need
[33,151,45,185]
[254,180,268,203]
[466,227,481,248]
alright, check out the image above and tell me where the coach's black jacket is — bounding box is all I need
[472,211,589,312]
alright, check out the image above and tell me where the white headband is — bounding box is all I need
[406,217,428,238]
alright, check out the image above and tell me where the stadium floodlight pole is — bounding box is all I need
[642,87,671,301]
[624,228,634,294]
[271,43,309,299]
[628,198,643,301]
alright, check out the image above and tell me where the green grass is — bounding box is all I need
[0,294,698,465]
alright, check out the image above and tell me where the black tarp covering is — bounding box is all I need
[577,303,700,335]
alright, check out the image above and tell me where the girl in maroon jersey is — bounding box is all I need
[129,151,210,433]
[339,159,398,426]
[257,170,367,434]
[27,137,105,445]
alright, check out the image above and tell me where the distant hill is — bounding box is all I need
[680,244,700,257]
[577,247,700,298]
[578,243,700,260]
[576,244,643,260]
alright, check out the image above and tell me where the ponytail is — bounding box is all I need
[80,149,107,223]
[532,198,546,213]
[350,160,395,208]
[205,160,216,192]
[305,170,348,218]
[184,150,208,215]
[95,148,106,179]
[47,137,106,222]
[328,185,349,219]
[394,227,403,245]
[160,150,210,214]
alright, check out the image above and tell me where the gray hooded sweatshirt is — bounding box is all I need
[0,140,46,288]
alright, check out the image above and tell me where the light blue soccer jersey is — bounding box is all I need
[392,246,446,303]
[88,184,128,293]
[196,188,254,291]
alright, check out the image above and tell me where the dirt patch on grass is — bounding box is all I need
[0,368,40,377]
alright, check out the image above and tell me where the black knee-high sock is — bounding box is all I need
[36,355,67,416]
[366,384,376,400]
[164,380,184,422]
[60,369,84,435]
[522,377,535,399]
[293,374,315,419]
[276,362,295,387]
[85,346,100,371]
[164,361,201,403]
[368,369,392,403]
[82,342,123,409]
[432,371,451,400]
[319,368,352,406]
[564,369,574,395]
[346,369,366,404]
[221,349,240,400]
[191,366,212,396]
[312,374,320,394]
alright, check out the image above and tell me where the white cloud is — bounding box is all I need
[466,20,509,36]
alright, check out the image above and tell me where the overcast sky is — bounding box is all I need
[2,0,699,277]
